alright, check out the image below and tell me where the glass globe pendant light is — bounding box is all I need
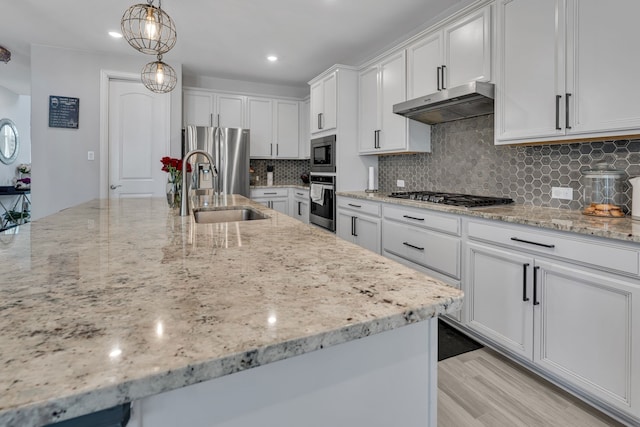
[141,55,177,93]
[121,0,177,55]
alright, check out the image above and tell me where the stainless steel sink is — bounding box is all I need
[193,206,269,224]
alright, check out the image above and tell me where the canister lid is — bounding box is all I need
[581,161,625,178]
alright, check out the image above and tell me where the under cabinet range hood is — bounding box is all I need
[393,81,495,125]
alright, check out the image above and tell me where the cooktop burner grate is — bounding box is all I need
[388,191,514,208]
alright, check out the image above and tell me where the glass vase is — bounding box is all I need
[166,177,181,209]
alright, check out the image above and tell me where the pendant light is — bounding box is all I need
[121,0,177,55]
[121,0,177,93]
[141,55,177,93]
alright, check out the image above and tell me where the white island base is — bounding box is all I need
[128,319,437,427]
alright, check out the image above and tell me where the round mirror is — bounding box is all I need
[0,118,19,165]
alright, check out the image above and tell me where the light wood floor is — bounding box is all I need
[438,347,626,427]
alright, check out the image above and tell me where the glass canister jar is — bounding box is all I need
[582,161,626,217]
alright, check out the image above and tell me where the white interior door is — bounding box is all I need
[108,79,170,198]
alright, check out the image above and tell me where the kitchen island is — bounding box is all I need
[0,196,463,427]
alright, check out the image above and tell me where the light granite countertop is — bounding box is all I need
[251,184,309,190]
[338,191,640,243]
[0,195,462,427]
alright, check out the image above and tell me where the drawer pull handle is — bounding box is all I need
[296,192,304,196]
[348,203,362,208]
[533,266,540,306]
[403,242,424,251]
[403,215,424,221]
[263,192,278,195]
[510,237,555,249]
[522,263,530,302]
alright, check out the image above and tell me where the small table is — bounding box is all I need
[0,186,31,231]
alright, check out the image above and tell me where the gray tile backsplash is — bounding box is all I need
[250,159,310,186]
[378,115,640,212]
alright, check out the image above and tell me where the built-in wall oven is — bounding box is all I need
[310,135,336,173]
[309,173,335,232]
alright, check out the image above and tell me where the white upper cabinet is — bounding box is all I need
[443,6,492,89]
[299,98,310,158]
[274,100,299,158]
[359,51,430,154]
[183,89,245,128]
[215,94,245,128]
[407,5,492,100]
[407,32,443,100]
[310,71,337,134]
[247,97,274,157]
[495,0,640,145]
[248,97,299,159]
[566,0,640,135]
[183,90,214,127]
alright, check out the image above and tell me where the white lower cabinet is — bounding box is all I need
[336,197,381,254]
[291,189,309,224]
[466,220,640,421]
[250,188,289,215]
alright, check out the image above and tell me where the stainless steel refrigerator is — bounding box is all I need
[184,126,250,197]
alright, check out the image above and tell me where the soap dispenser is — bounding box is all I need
[630,176,640,220]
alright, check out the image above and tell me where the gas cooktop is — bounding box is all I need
[388,191,514,208]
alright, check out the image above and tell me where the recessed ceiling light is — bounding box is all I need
[109,31,123,39]
[267,55,278,62]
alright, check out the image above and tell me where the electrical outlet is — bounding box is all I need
[87,151,95,161]
[397,179,405,188]
[551,187,573,200]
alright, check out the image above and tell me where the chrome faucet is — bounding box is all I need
[180,149,218,216]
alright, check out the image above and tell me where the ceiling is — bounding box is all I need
[0,0,473,95]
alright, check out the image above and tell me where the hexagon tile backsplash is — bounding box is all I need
[378,115,640,212]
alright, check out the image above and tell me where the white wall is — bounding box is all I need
[0,85,31,186]
[30,45,183,220]
[184,74,308,99]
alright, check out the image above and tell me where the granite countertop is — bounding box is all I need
[251,184,309,190]
[0,196,462,426]
[338,191,640,243]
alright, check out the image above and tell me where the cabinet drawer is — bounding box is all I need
[383,220,460,279]
[467,220,640,276]
[383,205,461,235]
[292,189,309,200]
[251,188,289,198]
[337,197,381,217]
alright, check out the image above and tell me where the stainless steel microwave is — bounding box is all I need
[310,135,336,173]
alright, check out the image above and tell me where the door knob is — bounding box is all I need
[110,184,122,190]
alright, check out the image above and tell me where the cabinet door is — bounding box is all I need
[407,32,443,99]
[495,0,564,144]
[183,90,213,127]
[358,66,380,152]
[534,260,639,417]
[379,51,407,152]
[247,97,273,157]
[354,215,381,254]
[215,94,245,128]
[310,81,324,134]
[444,5,492,89]
[566,0,640,136]
[293,198,309,224]
[337,210,355,243]
[466,242,534,360]
[321,72,337,132]
[299,99,310,158]
[274,100,299,158]
[271,198,289,215]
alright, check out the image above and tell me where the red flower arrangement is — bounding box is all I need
[161,157,192,182]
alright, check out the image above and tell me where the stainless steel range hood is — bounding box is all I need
[393,81,494,125]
